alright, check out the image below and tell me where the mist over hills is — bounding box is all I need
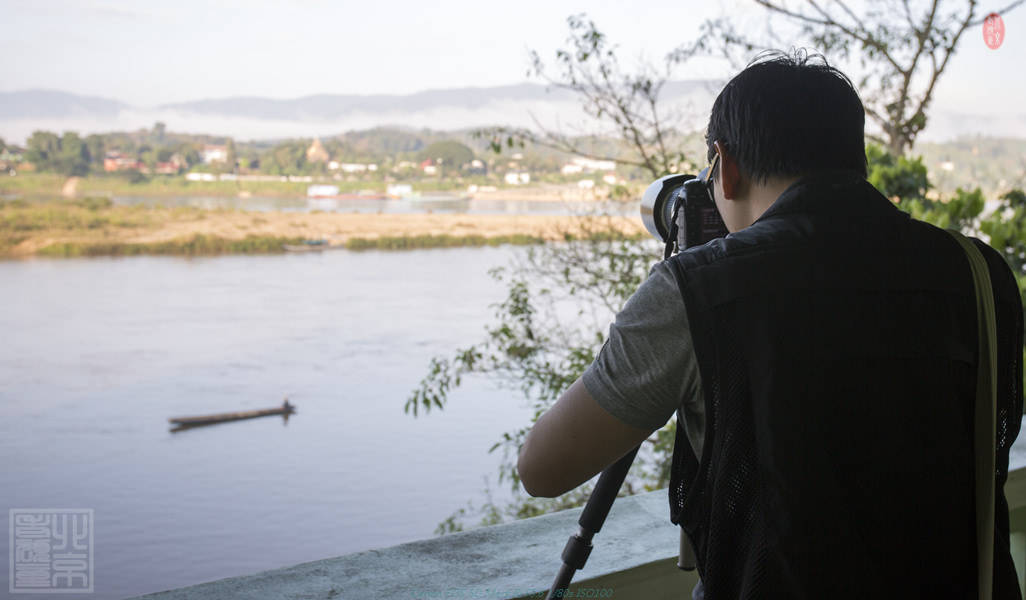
[1,90,128,119]
[0,81,715,142]
[1,82,1024,144]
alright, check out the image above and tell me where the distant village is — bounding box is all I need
[0,124,635,198]
[2,123,1020,200]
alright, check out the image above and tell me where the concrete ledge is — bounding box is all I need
[135,489,696,600]
[137,436,1026,599]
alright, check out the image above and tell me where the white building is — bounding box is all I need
[200,145,228,164]
[329,162,379,173]
[565,157,616,173]
[505,172,530,185]
[387,184,413,197]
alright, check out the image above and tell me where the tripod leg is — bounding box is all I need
[544,446,640,600]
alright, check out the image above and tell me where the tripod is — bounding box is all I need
[543,445,697,599]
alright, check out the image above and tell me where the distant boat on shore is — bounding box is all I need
[385,184,467,203]
[307,184,339,198]
[402,191,470,203]
[283,239,342,252]
[306,185,387,209]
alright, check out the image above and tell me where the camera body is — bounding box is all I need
[640,171,729,255]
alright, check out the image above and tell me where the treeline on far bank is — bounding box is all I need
[0,122,655,186]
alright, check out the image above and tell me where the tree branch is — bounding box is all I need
[969,0,1026,24]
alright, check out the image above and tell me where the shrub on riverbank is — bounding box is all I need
[36,234,305,257]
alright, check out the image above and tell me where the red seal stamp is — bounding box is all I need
[983,12,1005,49]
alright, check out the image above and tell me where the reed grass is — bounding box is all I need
[36,235,305,258]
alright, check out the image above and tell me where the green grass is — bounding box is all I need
[0,196,201,234]
[1,172,482,198]
[0,173,66,195]
[0,194,641,259]
[0,172,566,198]
[0,173,320,198]
[36,235,305,258]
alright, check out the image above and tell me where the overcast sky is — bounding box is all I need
[2,0,1024,115]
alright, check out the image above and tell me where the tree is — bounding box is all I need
[479,14,692,180]
[411,16,700,533]
[411,9,1026,533]
[683,0,1026,156]
[408,219,665,532]
[418,140,474,174]
[263,140,307,175]
[152,121,167,144]
[139,144,157,171]
[25,131,61,171]
[85,134,106,170]
[24,130,92,175]
[177,144,201,169]
[225,139,238,173]
[56,132,91,176]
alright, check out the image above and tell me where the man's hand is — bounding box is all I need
[516,378,656,498]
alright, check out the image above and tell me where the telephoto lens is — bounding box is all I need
[640,168,728,256]
[640,174,691,244]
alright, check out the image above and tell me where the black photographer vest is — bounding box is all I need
[666,171,1023,599]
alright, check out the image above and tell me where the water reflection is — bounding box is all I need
[0,247,536,599]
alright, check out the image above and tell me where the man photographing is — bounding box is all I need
[517,50,1023,597]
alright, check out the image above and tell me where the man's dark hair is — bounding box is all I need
[706,49,868,183]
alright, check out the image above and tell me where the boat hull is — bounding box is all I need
[168,404,296,431]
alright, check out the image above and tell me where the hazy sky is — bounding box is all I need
[2,0,1024,113]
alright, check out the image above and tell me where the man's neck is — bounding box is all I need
[740,175,801,227]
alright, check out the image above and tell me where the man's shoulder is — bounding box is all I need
[970,237,1023,309]
[624,260,687,314]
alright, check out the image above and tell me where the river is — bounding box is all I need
[0,247,547,598]
[111,194,636,216]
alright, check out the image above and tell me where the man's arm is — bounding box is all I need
[517,378,656,498]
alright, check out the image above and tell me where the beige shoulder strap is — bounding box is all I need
[947,229,998,600]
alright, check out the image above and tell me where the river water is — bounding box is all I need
[0,247,545,598]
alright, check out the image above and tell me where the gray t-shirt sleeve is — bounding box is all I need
[582,261,704,451]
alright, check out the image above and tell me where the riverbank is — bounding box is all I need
[0,173,632,202]
[0,196,645,258]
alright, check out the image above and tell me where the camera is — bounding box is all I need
[640,168,729,257]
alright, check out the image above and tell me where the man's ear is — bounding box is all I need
[713,141,743,200]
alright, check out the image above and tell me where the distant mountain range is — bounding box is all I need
[0,82,718,142]
[1,82,715,120]
[1,90,129,118]
[1,83,1024,144]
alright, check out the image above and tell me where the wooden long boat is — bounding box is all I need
[169,399,295,428]
[282,239,349,253]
